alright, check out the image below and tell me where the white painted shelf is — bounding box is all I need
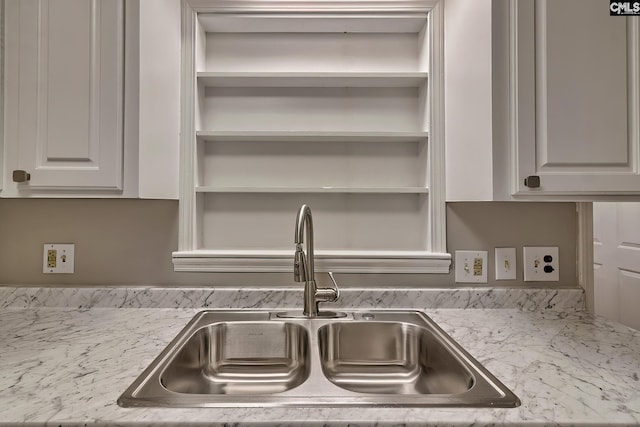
[195,186,429,194]
[197,72,428,87]
[196,131,429,143]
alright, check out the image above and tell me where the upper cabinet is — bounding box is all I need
[446,0,640,200]
[2,0,181,199]
[513,0,640,196]
[4,0,125,194]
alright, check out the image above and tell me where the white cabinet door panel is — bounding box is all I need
[515,0,640,195]
[6,0,124,190]
[541,1,628,166]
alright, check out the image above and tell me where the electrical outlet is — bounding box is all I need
[523,246,559,282]
[455,250,488,283]
[43,244,75,274]
[495,247,516,280]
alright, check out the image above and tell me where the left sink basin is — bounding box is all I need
[161,321,309,395]
[118,311,311,407]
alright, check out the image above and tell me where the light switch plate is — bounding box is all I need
[523,246,559,282]
[495,247,516,280]
[43,243,75,274]
[455,250,488,283]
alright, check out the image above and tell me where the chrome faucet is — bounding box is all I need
[294,204,339,317]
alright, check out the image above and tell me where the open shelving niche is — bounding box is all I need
[174,3,450,273]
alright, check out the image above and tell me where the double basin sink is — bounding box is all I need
[118,310,520,408]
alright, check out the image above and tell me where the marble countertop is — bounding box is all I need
[0,286,639,426]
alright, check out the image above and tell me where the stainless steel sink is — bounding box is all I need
[118,310,520,408]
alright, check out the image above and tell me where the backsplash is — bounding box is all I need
[0,286,585,311]
[0,199,577,287]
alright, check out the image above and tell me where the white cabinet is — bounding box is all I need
[3,0,125,194]
[446,0,640,200]
[513,0,640,196]
[174,0,449,273]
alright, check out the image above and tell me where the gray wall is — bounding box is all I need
[0,199,577,287]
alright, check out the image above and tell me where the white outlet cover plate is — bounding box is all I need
[523,246,559,282]
[495,247,516,280]
[455,250,488,283]
[43,243,75,274]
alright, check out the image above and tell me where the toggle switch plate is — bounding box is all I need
[495,247,517,280]
[455,250,488,283]
[43,244,75,274]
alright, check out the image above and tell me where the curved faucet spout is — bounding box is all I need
[294,204,314,282]
[293,204,337,317]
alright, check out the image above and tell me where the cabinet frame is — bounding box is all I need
[174,0,448,273]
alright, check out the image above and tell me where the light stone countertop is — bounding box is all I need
[0,286,639,426]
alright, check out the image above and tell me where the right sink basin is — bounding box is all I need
[318,321,474,395]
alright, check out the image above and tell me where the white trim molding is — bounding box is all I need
[178,1,198,251]
[173,250,452,273]
[184,0,438,13]
[427,1,446,253]
[577,202,594,313]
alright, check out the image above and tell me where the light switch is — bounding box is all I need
[495,247,516,280]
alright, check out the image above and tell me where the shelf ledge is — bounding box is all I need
[196,14,431,34]
[196,131,429,143]
[195,186,428,194]
[173,250,452,273]
[197,72,428,88]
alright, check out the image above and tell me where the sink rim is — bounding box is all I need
[117,309,521,408]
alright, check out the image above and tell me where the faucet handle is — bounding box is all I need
[314,272,340,304]
[312,272,341,315]
[327,271,340,300]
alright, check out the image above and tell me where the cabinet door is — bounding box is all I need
[514,0,640,196]
[5,0,124,190]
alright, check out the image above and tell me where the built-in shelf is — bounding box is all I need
[197,72,428,87]
[195,186,429,194]
[196,131,429,143]
[176,5,448,273]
